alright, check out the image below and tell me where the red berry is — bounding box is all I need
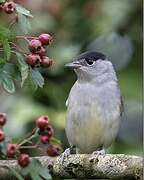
[3,2,16,14]
[46,125,54,138]
[0,129,5,142]
[26,54,41,67]
[28,39,42,53]
[41,56,53,68]
[37,46,46,57]
[36,115,49,129]
[40,134,50,144]
[6,144,17,157]
[0,113,7,126]
[38,33,53,45]
[17,154,30,168]
[47,144,60,157]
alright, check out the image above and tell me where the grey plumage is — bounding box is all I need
[65,51,122,153]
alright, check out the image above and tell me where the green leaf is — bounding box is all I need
[50,137,61,145]
[17,13,31,34]
[15,4,33,17]
[3,63,21,81]
[16,52,29,87]
[30,171,42,180]
[0,58,5,64]
[30,68,44,90]
[0,64,16,93]
[22,159,52,180]
[2,39,11,61]
[0,27,11,41]
[19,133,39,146]
[2,74,15,93]
[30,159,52,180]
[8,167,24,180]
[36,163,52,180]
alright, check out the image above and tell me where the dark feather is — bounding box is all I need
[120,96,124,116]
[76,51,106,61]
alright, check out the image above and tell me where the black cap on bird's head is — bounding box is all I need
[65,51,116,81]
[65,51,107,69]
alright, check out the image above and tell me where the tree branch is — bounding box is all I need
[0,154,142,179]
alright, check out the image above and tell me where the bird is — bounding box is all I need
[65,51,122,154]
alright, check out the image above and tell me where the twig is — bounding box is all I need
[17,127,37,146]
[18,140,40,149]
[16,36,37,43]
[8,18,16,29]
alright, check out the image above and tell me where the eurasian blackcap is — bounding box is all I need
[65,51,122,153]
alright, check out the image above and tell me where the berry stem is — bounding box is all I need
[16,36,38,42]
[8,18,16,29]
[9,42,27,56]
[18,140,40,149]
[11,50,27,57]
[17,127,37,146]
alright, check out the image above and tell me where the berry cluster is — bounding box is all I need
[36,115,60,156]
[0,113,30,167]
[0,113,61,168]
[26,34,53,68]
[0,1,16,14]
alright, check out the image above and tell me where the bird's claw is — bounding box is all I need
[92,149,105,156]
[59,146,76,165]
[59,148,71,165]
[89,149,105,162]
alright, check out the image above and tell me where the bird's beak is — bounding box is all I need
[65,61,81,69]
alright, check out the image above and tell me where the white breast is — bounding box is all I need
[65,80,121,153]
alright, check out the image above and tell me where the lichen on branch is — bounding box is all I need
[0,154,142,180]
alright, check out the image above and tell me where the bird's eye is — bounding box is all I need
[85,58,95,66]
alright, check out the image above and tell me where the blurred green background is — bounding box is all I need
[0,0,142,155]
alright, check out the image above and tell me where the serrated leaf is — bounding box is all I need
[3,63,21,81]
[0,65,16,93]
[15,4,33,17]
[2,75,15,93]
[31,159,52,180]
[16,52,29,87]
[37,165,52,180]
[39,169,52,180]
[8,167,24,180]
[0,27,9,40]
[30,171,42,180]
[0,27,11,41]
[2,39,11,61]
[17,13,31,34]
[50,137,61,145]
[0,58,5,64]
[30,68,44,90]
[22,159,52,180]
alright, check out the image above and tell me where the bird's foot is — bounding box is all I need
[60,146,76,165]
[92,149,105,156]
[89,149,105,162]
